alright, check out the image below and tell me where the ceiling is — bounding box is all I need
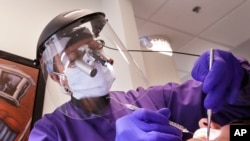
[131,0,250,82]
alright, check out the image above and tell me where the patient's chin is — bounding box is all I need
[193,127,221,140]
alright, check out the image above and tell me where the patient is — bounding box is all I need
[188,118,250,141]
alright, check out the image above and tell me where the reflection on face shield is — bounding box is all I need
[60,39,114,77]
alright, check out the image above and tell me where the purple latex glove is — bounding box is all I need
[115,108,182,141]
[191,49,244,112]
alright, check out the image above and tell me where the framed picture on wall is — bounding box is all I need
[0,50,45,141]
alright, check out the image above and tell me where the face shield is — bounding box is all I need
[39,11,149,120]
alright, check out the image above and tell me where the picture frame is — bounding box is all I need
[0,50,45,141]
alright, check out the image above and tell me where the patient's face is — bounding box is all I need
[189,127,229,141]
[188,118,230,141]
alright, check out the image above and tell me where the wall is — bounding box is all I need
[0,0,101,59]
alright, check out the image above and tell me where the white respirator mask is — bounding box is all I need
[64,59,115,99]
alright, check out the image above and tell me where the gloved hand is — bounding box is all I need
[191,49,244,112]
[115,108,182,141]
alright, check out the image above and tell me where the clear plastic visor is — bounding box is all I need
[40,16,149,120]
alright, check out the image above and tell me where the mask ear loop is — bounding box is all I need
[52,72,72,95]
[59,73,72,95]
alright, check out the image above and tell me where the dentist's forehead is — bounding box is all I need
[63,37,93,54]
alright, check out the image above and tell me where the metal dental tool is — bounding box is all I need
[207,106,212,141]
[207,48,214,141]
[124,103,193,134]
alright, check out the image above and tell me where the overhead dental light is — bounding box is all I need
[139,35,173,56]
